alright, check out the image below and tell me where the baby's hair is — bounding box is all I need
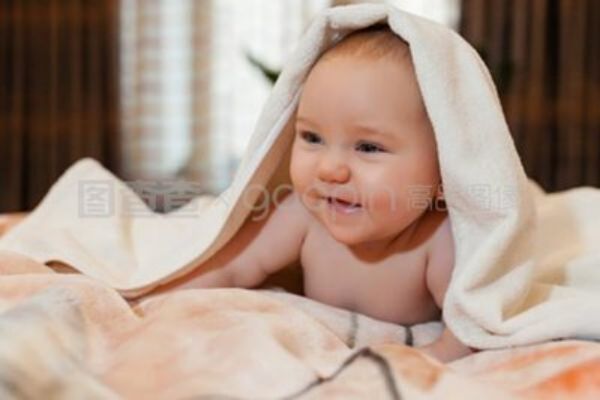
[320,23,411,64]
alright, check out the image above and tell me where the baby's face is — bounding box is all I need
[289,54,441,247]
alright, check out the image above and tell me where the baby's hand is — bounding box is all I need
[417,327,476,363]
[418,340,474,363]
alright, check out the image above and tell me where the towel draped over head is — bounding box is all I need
[2,3,600,350]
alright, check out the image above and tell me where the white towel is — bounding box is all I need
[2,3,600,349]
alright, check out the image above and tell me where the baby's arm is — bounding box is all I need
[419,218,476,362]
[155,191,309,292]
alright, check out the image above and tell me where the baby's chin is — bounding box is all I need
[320,214,418,250]
[328,230,407,256]
[326,229,364,246]
[321,221,382,247]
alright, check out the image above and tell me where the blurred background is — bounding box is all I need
[0,0,598,213]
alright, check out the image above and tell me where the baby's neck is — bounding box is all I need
[347,211,430,261]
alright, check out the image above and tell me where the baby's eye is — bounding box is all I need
[355,141,386,153]
[300,131,322,144]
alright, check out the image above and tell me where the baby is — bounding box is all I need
[159,25,474,362]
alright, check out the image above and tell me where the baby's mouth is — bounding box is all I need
[327,197,362,209]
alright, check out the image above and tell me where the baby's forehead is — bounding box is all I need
[297,58,431,135]
[301,52,424,115]
[308,27,417,90]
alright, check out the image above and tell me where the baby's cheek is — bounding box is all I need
[289,163,308,195]
[289,151,317,198]
[289,149,306,187]
[364,187,409,216]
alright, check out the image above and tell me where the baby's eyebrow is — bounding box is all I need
[295,116,316,126]
[295,116,396,140]
[352,124,396,140]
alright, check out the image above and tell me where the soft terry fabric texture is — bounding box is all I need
[0,249,600,399]
[1,3,600,350]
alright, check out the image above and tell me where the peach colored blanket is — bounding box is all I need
[0,215,599,399]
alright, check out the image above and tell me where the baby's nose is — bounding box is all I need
[317,152,350,183]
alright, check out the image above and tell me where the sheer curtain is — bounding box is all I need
[120,0,329,193]
[120,0,196,181]
[120,0,461,195]
[186,0,331,193]
[334,0,461,28]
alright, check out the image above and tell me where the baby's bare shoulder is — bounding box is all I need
[426,211,453,250]
[248,190,309,225]
[268,190,312,224]
[425,212,455,307]
[240,190,313,275]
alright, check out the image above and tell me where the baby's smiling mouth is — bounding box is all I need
[327,196,361,207]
